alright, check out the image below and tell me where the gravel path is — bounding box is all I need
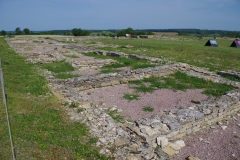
[80,84,208,121]
[173,115,240,160]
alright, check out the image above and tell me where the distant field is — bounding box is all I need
[15,35,74,38]
[153,32,178,35]
[88,37,240,71]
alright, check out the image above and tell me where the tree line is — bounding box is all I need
[1,27,239,38]
[116,27,154,37]
[143,29,240,38]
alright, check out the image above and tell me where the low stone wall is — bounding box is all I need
[184,67,240,88]
[53,63,189,91]
[217,70,240,80]
[68,58,117,69]
[94,50,165,63]
[133,89,240,145]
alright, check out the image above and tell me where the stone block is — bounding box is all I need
[162,146,176,156]
[120,79,128,83]
[156,136,168,148]
[200,121,208,127]
[172,132,186,140]
[101,82,112,87]
[77,85,93,91]
[166,130,179,138]
[179,126,186,133]
[111,80,120,85]
[114,136,130,147]
[168,142,181,151]
[192,126,201,132]
[186,129,192,135]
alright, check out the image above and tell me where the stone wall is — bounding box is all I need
[51,61,240,159]
[52,63,189,91]
[133,89,240,144]
[94,50,165,63]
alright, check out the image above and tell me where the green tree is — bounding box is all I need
[23,28,30,34]
[71,28,90,36]
[1,30,6,35]
[15,27,22,35]
[72,28,82,36]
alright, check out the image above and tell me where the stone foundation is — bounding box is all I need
[5,36,240,160]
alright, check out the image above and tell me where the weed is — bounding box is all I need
[39,61,74,73]
[63,101,69,106]
[133,84,155,93]
[104,109,124,123]
[118,46,127,49]
[99,101,104,105]
[77,108,84,113]
[234,135,239,138]
[64,54,79,58]
[143,106,154,112]
[69,102,78,108]
[123,93,139,101]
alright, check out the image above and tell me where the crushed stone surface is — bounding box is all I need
[80,84,208,121]
[173,116,240,160]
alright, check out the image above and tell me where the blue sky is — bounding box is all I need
[0,0,239,31]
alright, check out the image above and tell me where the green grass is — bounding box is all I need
[129,71,234,96]
[104,109,124,123]
[64,54,79,58]
[69,102,79,108]
[123,93,139,101]
[82,52,158,71]
[90,38,240,71]
[0,38,108,159]
[142,106,154,112]
[39,61,74,73]
[219,74,240,82]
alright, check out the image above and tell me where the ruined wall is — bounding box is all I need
[53,63,189,91]
[134,89,240,144]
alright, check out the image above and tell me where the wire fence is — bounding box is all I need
[0,58,16,160]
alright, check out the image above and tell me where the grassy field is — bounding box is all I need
[0,38,108,159]
[82,52,159,73]
[89,37,240,71]
[128,71,234,97]
[0,35,238,159]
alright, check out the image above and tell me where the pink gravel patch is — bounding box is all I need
[174,116,240,160]
[81,84,208,120]
[23,46,65,54]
